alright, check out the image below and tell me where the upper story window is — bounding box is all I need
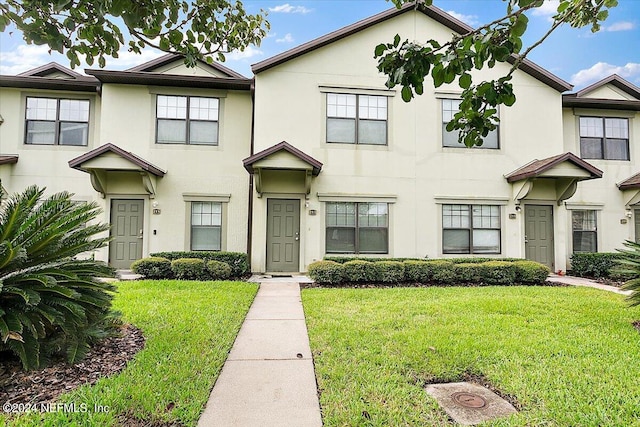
[442,99,499,149]
[579,117,629,160]
[25,97,89,146]
[157,95,219,145]
[443,204,501,254]
[326,202,388,254]
[326,93,387,145]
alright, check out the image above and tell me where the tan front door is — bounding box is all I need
[525,205,554,269]
[109,199,144,269]
[266,199,300,272]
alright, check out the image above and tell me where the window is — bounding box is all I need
[442,99,498,149]
[157,95,219,145]
[25,97,89,146]
[443,204,501,254]
[572,210,597,253]
[326,202,388,253]
[579,117,629,160]
[191,202,222,250]
[326,93,387,145]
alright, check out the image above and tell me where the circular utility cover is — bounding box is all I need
[451,392,487,409]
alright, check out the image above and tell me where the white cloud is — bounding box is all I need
[571,62,640,87]
[531,0,560,17]
[0,44,58,75]
[225,46,264,61]
[269,4,312,14]
[276,33,294,43]
[445,10,479,27]
[603,21,636,32]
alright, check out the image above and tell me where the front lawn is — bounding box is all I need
[2,280,258,427]
[303,286,640,426]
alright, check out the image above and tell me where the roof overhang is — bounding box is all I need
[562,96,640,111]
[69,143,166,198]
[85,69,251,90]
[618,172,640,207]
[243,141,323,197]
[0,156,19,165]
[0,75,99,92]
[505,152,602,205]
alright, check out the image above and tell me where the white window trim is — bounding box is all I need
[183,197,229,251]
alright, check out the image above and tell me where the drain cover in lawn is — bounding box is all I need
[425,382,517,425]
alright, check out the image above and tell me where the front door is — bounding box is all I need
[525,205,554,269]
[266,199,300,272]
[109,199,144,269]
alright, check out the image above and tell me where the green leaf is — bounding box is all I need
[512,14,528,37]
[401,86,413,102]
[459,73,472,89]
[374,43,386,57]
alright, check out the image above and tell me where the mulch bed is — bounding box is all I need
[0,324,145,406]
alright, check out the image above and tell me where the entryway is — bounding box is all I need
[109,199,144,269]
[524,205,554,269]
[266,199,300,272]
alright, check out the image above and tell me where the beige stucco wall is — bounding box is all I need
[251,9,572,272]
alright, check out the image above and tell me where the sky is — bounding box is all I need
[0,0,639,91]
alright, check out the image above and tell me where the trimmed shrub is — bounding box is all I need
[444,257,522,264]
[206,260,232,280]
[151,251,249,277]
[429,260,456,285]
[454,263,483,284]
[570,252,625,278]
[131,257,173,279]
[480,261,517,285]
[308,260,344,285]
[325,256,425,264]
[513,260,551,284]
[171,258,208,280]
[342,260,380,282]
[376,261,405,283]
[404,260,434,283]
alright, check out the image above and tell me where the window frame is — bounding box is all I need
[579,116,629,161]
[156,95,220,145]
[441,98,500,149]
[442,204,502,254]
[189,201,223,251]
[571,209,598,253]
[326,93,388,146]
[24,96,90,146]
[325,201,389,254]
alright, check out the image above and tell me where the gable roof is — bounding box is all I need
[563,74,640,110]
[126,53,247,79]
[243,141,323,176]
[18,62,85,79]
[618,172,640,191]
[69,143,166,177]
[505,152,602,183]
[85,68,251,90]
[1,63,99,92]
[251,3,572,92]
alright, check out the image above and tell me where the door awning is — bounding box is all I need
[69,143,166,197]
[618,172,640,206]
[505,152,602,205]
[243,141,323,196]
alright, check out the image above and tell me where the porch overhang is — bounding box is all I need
[243,141,323,197]
[68,143,166,198]
[0,155,19,165]
[617,172,640,207]
[505,152,602,205]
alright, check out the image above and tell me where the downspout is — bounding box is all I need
[246,78,256,270]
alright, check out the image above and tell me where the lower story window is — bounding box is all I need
[191,201,221,250]
[443,204,501,254]
[572,210,597,253]
[326,202,388,254]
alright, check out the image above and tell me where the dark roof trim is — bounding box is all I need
[562,95,640,111]
[0,75,99,92]
[251,3,572,92]
[18,62,84,79]
[69,143,166,177]
[618,172,640,191]
[0,155,19,165]
[85,69,251,90]
[126,53,247,79]
[505,152,602,183]
[576,74,640,99]
[243,141,323,175]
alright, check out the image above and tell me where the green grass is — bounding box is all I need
[302,286,640,426]
[2,280,258,427]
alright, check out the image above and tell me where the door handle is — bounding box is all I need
[138,229,143,239]
[524,234,528,244]
[295,231,299,241]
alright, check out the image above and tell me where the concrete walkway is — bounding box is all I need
[547,274,632,296]
[198,281,322,427]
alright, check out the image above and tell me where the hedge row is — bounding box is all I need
[569,252,628,279]
[150,251,249,277]
[308,259,550,286]
[131,257,233,280]
[325,256,522,264]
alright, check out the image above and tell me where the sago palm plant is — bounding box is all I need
[615,240,640,306]
[0,185,117,370]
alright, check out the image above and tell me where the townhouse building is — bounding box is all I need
[0,4,638,273]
